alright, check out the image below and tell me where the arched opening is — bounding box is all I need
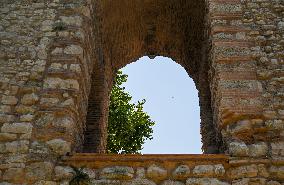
[82,54,222,154]
[120,56,202,154]
[81,0,225,154]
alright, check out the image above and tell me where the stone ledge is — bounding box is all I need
[63,154,229,169]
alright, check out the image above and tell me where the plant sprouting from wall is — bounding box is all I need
[69,166,90,185]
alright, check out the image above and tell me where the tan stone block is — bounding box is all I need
[100,166,134,180]
[229,142,249,157]
[147,164,167,181]
[5,140,29,153]
[40,97,59,107]
[161,180,184,185]
[193,165,214,177]
[230,165,258,179]
[230,120,252,134]
[0,144,6,153]
[257,164,269,178]
[0,105,11,113]
[0,115,16,123]
[54,166,74,180]
[271,142,284,156]
[70,64,81,73]
[43,78,80,90]
[3,168,25,183]
[269,166,284,179]
[64,45,83,55]
[0,163,25,170]
[267,181,281,185]
[214,164,225,176]
[1,96,18,105]
[172,165,190,180]
[15,105,36,114]
[21,93,39,105]
[186,178,229,185]
[26,162,54,183]
[20,114,34,122]
[4,154,27,164]
[34,181,57,185]
[60,16,83,27]
[125,178,156,185]
[0,133,17,141]
[46,139,71,155]
[1,122,33,134]
[248,142,268,157]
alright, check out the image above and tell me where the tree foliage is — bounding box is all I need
[107,71,155,154]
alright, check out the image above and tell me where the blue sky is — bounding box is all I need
[121,56,202,154]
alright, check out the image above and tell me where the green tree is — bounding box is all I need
[107,70,155,154]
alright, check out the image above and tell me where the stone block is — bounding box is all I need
[33,181,57,185]
[126,178,156,185]
[1,122,33,134]
[21,93,39,105]
[214,165,225,176]
[267,181,281,185]
[229,120,252,135]
[46,139,71,155]
[26,162,53,183]
[248,142,268,157]
[269,166,284,179]
[271,142,284,156]
[5,140,29,153]
[161,180,184,185]
[2,168,25,183]
[100,166,134,180]
[19,114,34,122]
[172,165,190,180]
[43,78,80,90]
[54,166,74,180]
[229,141,249,157]
[1,96,18,105]
[193,165,214,176]
[59,16,83,27]
[186,178,229,185]
[0,133,17,141]
[15,105,36,114]
[230,165,258,179]
[147,164,168,181]
[64,45,83,55]
[258,164,269,178]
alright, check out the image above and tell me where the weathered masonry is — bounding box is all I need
[0,0,283,184]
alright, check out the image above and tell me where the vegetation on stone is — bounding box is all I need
[69,166,90,185]
[107,71,155,154]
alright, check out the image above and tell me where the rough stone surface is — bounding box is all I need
[46,139,71,155]
[161,180,185,185]
[100,166,134,180]
[2,168,24,183]
[1,123,33,134]
[186,178,229,185]
[25,162,54,183]
[147,165,168,181]
[54,166,74,180]
[193,165,214,176]
[172,165,191,180]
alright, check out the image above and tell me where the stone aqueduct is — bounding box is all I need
[0,0,283,184]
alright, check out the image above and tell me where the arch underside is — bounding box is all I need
[83,0,224,154]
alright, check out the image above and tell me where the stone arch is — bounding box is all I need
[82,0,223,153]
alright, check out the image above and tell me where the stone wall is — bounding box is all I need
[0,0,283,184]
[63,154,230,185]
